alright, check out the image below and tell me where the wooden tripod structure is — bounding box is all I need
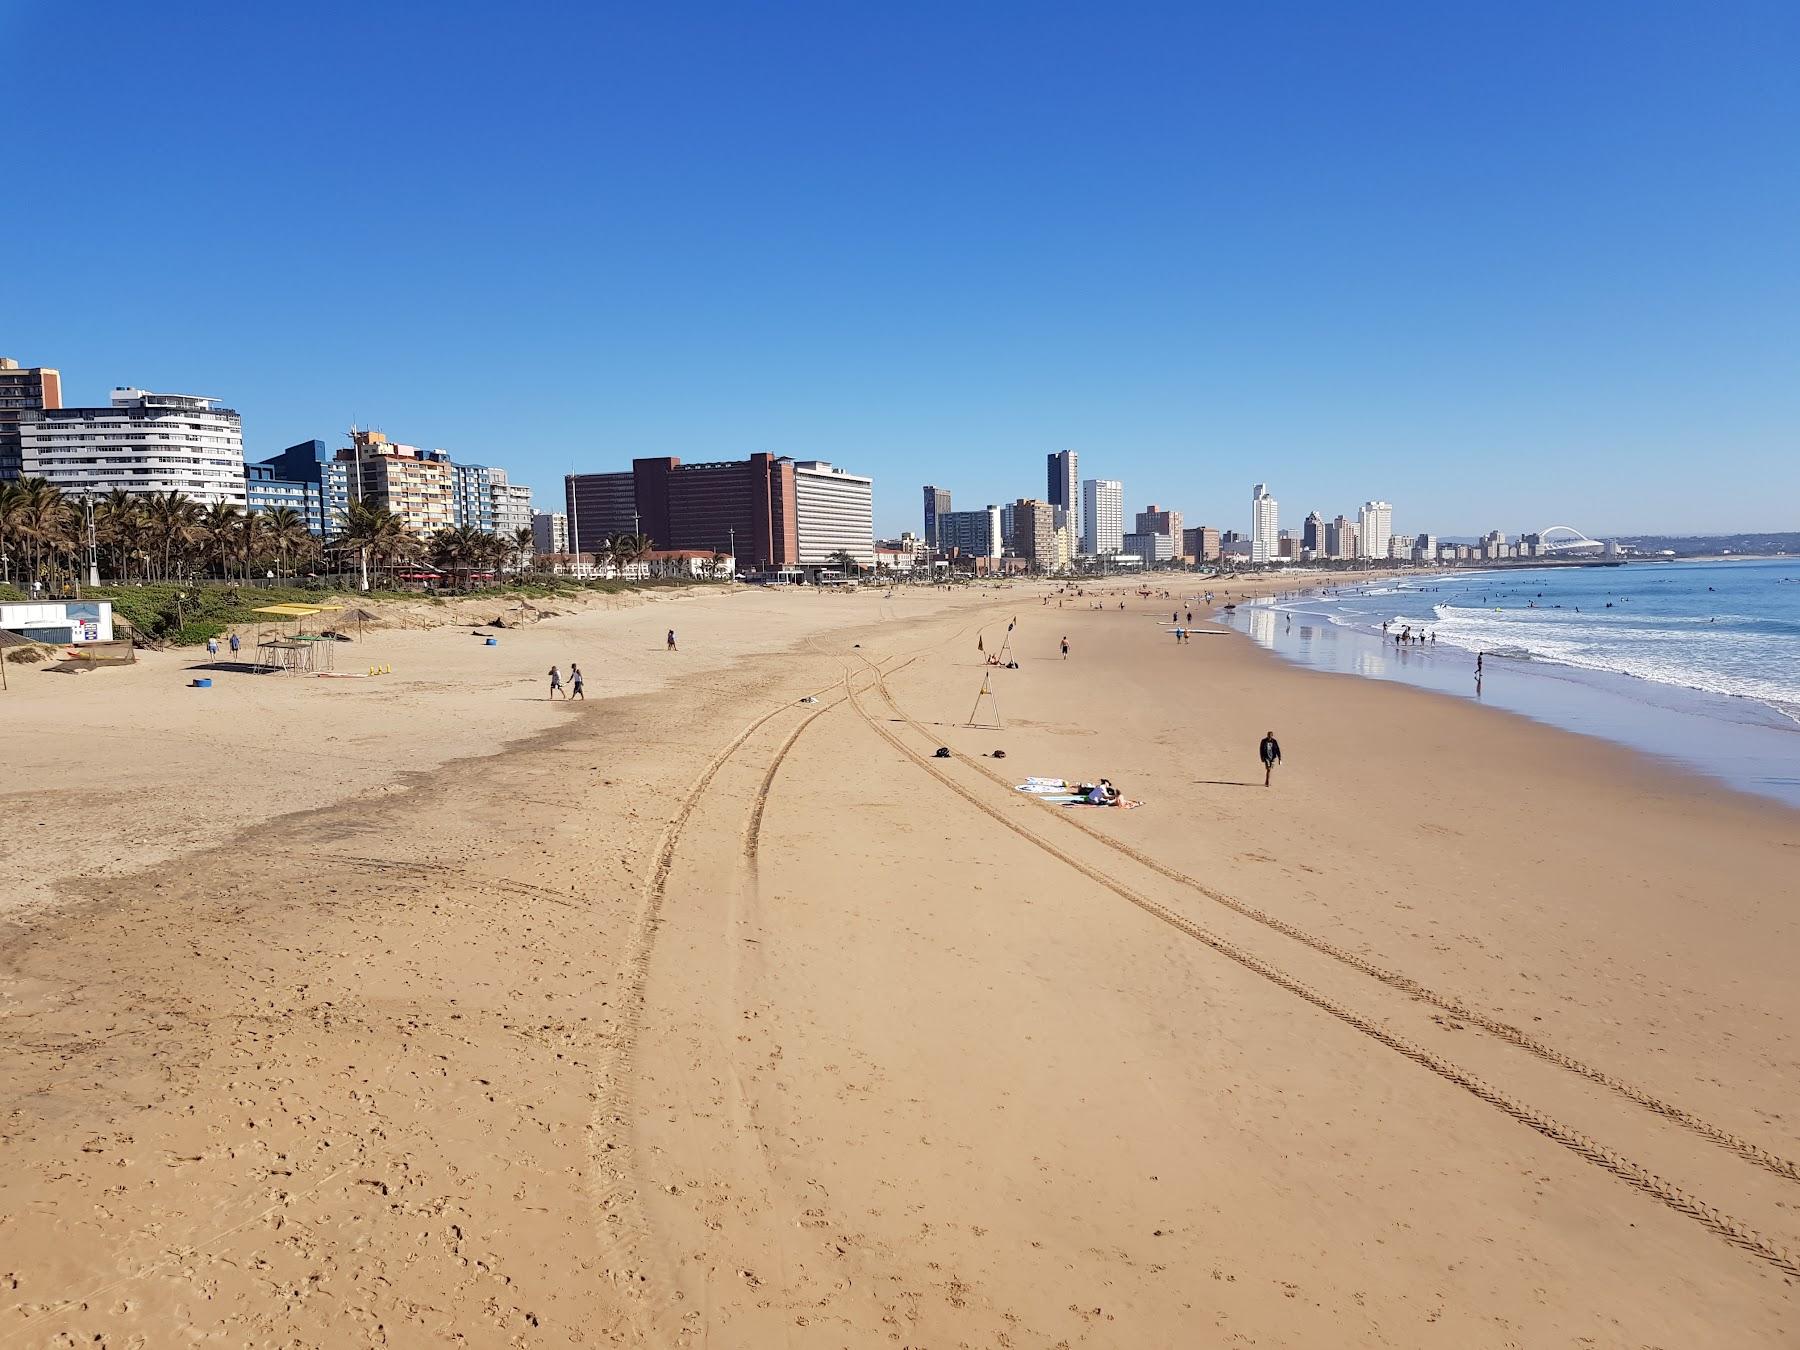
[966,672,1002,728]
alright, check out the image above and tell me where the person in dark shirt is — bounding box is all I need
[1259,732,1282,787]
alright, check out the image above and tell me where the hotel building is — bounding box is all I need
[1081,478,1123,555]
[565,471,638,553]
[489,467,533,539]
[22,388,246,505]
[1358,501,1394,560]
[923,485,952,551]
[1046,450,1079,533]
[634,453,798,571]
[1250,484,1278,564]
[938,505,1002,559]
[792,460,875,568]
[349,430,454,535]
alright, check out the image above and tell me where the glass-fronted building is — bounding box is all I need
[245,462,327,535]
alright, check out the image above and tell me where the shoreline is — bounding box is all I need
[1216,566,1800,810]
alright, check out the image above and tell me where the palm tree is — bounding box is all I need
[95,489,144,581]
[826,549,860,577]
[336,501,407,592]
[197,502,243,580]
[428,523,491,591]
[145,492,201,581]
[511,525,533,574]
[0,480,27,585]
[263,506,311,580]
[610,532,653,566]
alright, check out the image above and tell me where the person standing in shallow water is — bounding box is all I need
[1259,731,1282,787]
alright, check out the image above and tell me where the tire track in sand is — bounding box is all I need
[836,663,1800,1280]
[587,646,930,1342]
[856,649,1800,1189]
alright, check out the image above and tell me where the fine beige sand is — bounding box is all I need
[2,577,1796,1347]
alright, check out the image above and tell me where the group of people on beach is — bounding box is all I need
[547,663,585,699]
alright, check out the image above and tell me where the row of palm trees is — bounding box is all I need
[0,479,548,592]
[0,480,325,587]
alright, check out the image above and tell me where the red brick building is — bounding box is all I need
[632,454,797,571]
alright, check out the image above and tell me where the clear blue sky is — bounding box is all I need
[5,1,1796,538]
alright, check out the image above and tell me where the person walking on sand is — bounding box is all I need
[667,629,678,652]
[1061,636,1069,660]
[570,662,585,700]
[1260,731,1282,787]
[548,665,564,699]
[229,632,241,657]
[207,635,219,657]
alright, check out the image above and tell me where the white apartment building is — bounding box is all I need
[489,467,534,539]
[792,460,875,567]
[1250,483,1278,564]
[1358,501,1394,560]
[532,510,569,554]
[21,388,246,505]
[1122,530,1175,567]
[1081,477,1123,555]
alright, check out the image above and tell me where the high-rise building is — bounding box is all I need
[1250,484,1278,564]
[1046,451,1079,532]
[1388,533,1411,560]
[532,511,569,555]
[1279,531,1299,560]
[938,506,1002,558]
[565,471,638,553]
[633,454,798,571]
[1413,533,1436,562]
[489,467,533,539]
[1302,511,1324,554]
[1081,478,1123,555]
[452,462,496,533]
[1181,525,1222,562]
[1358,501,1394,560]
[348,430,454,535]
[23,388,246,506]
[0,358,62,482]
[254,440,350,536]
[923,485,952,551]
[1134,504,1183,541]
[245,462,326,534]
[1010,498,1056,568]
[792,460,874,567]
[1323,514,1351,559]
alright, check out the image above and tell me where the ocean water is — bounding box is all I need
[1215,558,1800,809]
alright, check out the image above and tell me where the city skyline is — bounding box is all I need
[7,4,1797,538]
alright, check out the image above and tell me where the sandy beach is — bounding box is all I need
[2,577,1796,1346]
